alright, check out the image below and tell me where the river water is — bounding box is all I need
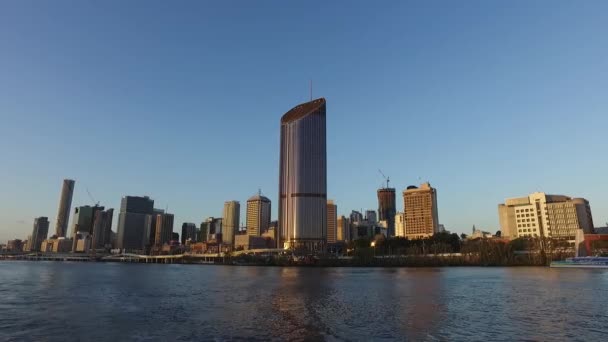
[0,261,606,341]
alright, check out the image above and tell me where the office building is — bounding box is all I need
[498,192,594,240]
[6,239,23,252]
[30,217,50,252]
[395,212,406,237]
[54,179,75,237]
[378,187,396,237]
[91,208,113,249]
[70,205,105,237]
[403,182,439,239]
[116,196,154,251]
[337,215,348,242]
[327,200,337,243]
[278,98,327,250]
[154,213,174,246]
[365,210,377,223]
[181,222,197,245]
[246,193,271,236]
[222,201,240,246]
[350,210,363,224]
[203,217,223,242]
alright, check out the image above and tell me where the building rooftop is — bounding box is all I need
[247,194,270,202]
[281,98,326,124]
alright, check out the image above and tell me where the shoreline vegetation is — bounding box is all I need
[2,232,588,267]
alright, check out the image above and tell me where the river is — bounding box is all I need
[0,261,606,341]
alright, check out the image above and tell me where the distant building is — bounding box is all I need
[54,179,75,238]
[222,201,240,246]
[6,239,23,252]
[337,215,349,241]
[234,235,269,251]
[203,217,223,242]
[498,192,594,241]
[154,213,174,246]
[278,98,327,251]
[327,200,337,243]
[181,222,197,245]
[395,212,406,237]
[91,208,113,249]
[70,205,105,238]
[30,217,50,252]
[116,196,154,251]
[403,182,439,239]
[470,226,493,239]
[377,187,396,237]
[365,210,377,223]
[246,193,271,236]
[350,210,363,224]
[41,237,72,253]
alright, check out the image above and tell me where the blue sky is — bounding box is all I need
[1,0,607,242]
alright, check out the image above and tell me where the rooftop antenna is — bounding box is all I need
[258,188,262,196]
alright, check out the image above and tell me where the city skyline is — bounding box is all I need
[2,1,608,242]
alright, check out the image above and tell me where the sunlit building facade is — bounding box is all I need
[403,182,439,239]
[278,98,327,250]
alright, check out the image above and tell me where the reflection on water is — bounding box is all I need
[0,262,607,341]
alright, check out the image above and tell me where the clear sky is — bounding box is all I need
[1,0,607,242]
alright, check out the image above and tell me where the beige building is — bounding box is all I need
[327,200,337,243]
[40,238,73,253]
[246,193,271,236]
[395,212,406,237]
[222,201,240,246]
[498,192,594,240]
[403,182,439,239]
[337,215,348,241]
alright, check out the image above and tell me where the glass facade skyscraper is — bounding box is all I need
[278,98,327,251]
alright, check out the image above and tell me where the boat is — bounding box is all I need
[550,257,608,268]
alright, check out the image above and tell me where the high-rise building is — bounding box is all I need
[222,201,240,246]
[378,187,396,237]
[154,213,174,246]
[54,179,75,237]
[350,210,363,224]
[279,98,327,251]
[181,222,197,245]
[70,205,105,237]
[246,193,271,236]
[116,196,154,251]
[365,210,377,223]
[30,217,50,252]
[498,192,594,241]
[403,182,439,239]
[91,208,113,249]
[327,200,337,243]
[337,216,349,241]
[395,212,406,237]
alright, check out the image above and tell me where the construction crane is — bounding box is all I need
[86,188,100,207]
[378,169,390,189]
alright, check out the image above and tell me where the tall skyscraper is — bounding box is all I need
[279,98,327,250]
[181,222,197,245]
[403,182,439,239]
[54,179,75,237]
[154,213,174,246]
[377,187,396,236]
[222,201,240,246]
[498,192,594,241]
[91,208,113,249]
[116,196,154,251]
[31,217,50,252]
[246,193,271,236]
[327,200,337,243]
